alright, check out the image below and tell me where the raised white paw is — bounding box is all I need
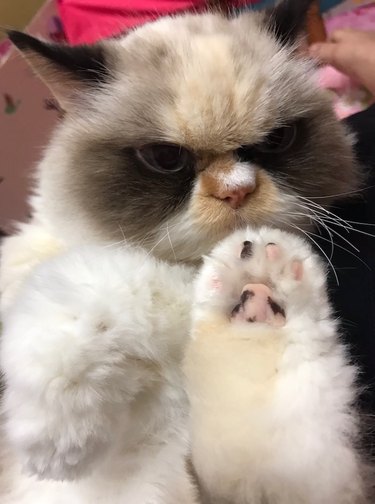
[1,245,193,480]
[194,226,330,324]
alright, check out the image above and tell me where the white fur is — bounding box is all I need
[185,227,365,504]
[218,163,256,190]
[0,245,198,503]
[0,223,64,312]
[1,227,366,503]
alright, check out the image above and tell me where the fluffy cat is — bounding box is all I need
[0,1,367,503]
[185,227,369,504]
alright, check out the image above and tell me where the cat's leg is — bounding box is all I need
[186,227,368,504]
[1,245,194,481]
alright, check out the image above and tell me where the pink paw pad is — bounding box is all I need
[265,242,281,261]
[291,259,304,281]
[231,283,286,328]
[210,275,223,290]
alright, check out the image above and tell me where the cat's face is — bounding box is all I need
[11,1,357,262]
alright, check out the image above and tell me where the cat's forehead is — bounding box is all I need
[104,13,317,151]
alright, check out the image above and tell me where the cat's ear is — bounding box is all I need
[8,31,111,108]
[265,0,315,46]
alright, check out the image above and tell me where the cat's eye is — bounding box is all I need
[255,123,297,154]
[136,144,194,173]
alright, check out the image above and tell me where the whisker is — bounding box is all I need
[103,239,128,250]
[286,205,372,271]
[287,206,355,261]
[341,227,375,239]
[158,221,180,233]
[296,198,353,230]
[316,221,361,254]
[281,211,312,222]
[284,210,335,258]
[303,228,371,271]
[140,228,164,248]
[166,221,177,262]
[343,220,375,227]
[282,220,340,286]
[139,219,180,248]
[294,199,375,246]
[310,210,375,239]
[305,185,375,200]
[314,218,335,260]
[293,208,362,254]
[118,225,127,243]
[312,215,352,233]
[142,231,170,263]
[296,208,351,232]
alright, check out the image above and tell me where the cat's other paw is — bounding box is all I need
[1,245,192,480]
[194,226,330,324]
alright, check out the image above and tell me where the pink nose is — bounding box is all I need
[215,185,255,209]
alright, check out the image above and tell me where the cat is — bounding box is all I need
[0,1,366,503]
[185,227,370,503]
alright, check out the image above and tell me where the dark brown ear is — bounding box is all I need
[266,0,316,46]
[8,31,111,107]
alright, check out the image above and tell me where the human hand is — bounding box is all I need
[309,29,375,96]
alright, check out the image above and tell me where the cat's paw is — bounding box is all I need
[194,226,330,324]
[1,245,193,480]
[231,282,286,327]
[1,250,150,480]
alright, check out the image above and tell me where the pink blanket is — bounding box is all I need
[58,0,258,44]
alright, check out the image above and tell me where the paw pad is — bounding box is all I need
[240,241,253,259]
[265,243,281,261]
[231,283,286,328]
[291,259,304,281]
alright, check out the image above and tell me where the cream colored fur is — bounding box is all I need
[185,228,366,504]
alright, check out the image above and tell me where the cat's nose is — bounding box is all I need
[214,184,255,209]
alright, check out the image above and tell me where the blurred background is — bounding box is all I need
[0,0,46,36]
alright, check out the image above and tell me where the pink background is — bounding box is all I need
[0,0,61,232]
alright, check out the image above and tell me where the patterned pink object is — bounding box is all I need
[325,2,375,33]
[58,0,260,45]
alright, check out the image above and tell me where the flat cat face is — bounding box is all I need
[10,1,358,261]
